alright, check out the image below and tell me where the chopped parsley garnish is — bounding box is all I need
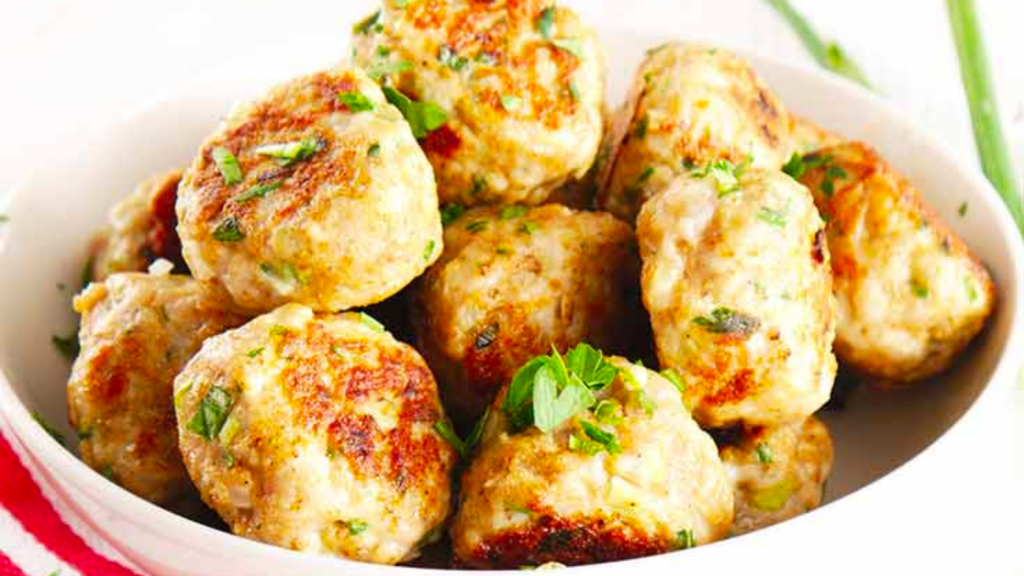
[77,426,93,440]
[676,529,696,550]
[568,80,580,102]
[32,412,65,445]
[468,175,487,196]
[234,180,281,203]
[212,147,242,186]
[820,165,848,197]
[186,386,234,441]
[781,152,806,179]
[568,432,604,455]
[634,116,648,139]
[505,501,533,515]
[383,87,448,139]
[635,166,655,185]
[578,420,621,454]
[466,220,488,233]
[254,137,323,167]
[269,324,289,337]
[911,278,929,298]
[377,46,391,57]
[439,45,468,71]
[552,38,583,58]
[343,519,369,535]
[502,343,617,435]
[353,10,381,35]
[367,59,413,81]
[691,158,751,197]
[337,91,375,112]
[692,307,760,336]
[424,239,436,261]
[357,312,385,333]
[500,205,529,220]
[959,201,969,217]
[500,94,523,112]
[368,142,381,158]
[100,464,116,482]
[246,347,264,358]
[52,333,79,359]
[440,203,465,226]
[966,277,979,302]
[660,368,686,396]
[536,6,556,39]
[434,419,470,458]
[757,203,789,228]
[518,221,537,235]
[751,478,798,512]
[755,442,774,464]
[593,399,623,425]
[213,216,245,242]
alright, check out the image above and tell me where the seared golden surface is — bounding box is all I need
[174,304,457,565]
[598,44,791,222]
[67,272,247,503]
[797,142,995,383]
[718,417,833,535]
[451,357,732,568]
[638,169,836,427]
[176,66,441,313]
[352,0,604,206]
[413,204,639,424]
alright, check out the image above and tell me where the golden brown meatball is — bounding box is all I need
[174,304,457,565]
[67,272,247,503]
[637,168,836,428]
[352,0,604,206]
[795,142,995,383]
[451,353,732,568]
[718,417,833,535]
[89,169,187,281]
[598,43,792,222]
[176,66,441,313]
[413,204,639,424]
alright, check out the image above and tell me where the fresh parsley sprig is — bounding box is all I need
[383,87,448,139]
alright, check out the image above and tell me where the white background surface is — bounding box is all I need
[0,0,1022,573]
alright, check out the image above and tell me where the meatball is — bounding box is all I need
[787,114,842,155]
[176,66,441,313]
[173,304,457,565]
[718,417,833,535]
[451,353,733,568]
[795,142,995,383]
[67,272,248,503]
[413,204,639,424]
[597,43,792,223]
[637,168,836,428]
[352,0,604,206]
[89,169,187,281]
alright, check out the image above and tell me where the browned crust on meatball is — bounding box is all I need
[456,513,671,569]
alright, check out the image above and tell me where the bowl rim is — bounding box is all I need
[0,38,1021,574]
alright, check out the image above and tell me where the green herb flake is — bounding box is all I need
[578,420,621,454]
[466,220,488,234]
[357,312,385,333]
[755,442,774,464]
[212,216,245,243]
[52,333,79,359]
[433,419,469,458]
[820,165,848,197]
[634,116,648,139]
[757,204,788,228]
[692,307,760,336]
[367,59,413,81]
[424,239,436,262]
[353,10,381,35]
[337,91,375,113]
[505,501,533,516]
[958,201,969,217]
[465,405,490,451]
[536,6,556,39]
[568,433,604,455]
[186,386,234,441]
[781,152,806,179]
[368,142,381,158]
[212,147,242,186]
[660,368,686,396]
[269,324,290,337]
[383,87,448,139]
[32,412,65,445]
[966,277,979,302]
[593,399,623,426]
[377,45,391,57]
[100,464,116,482]
[76,426,93,440]
[234,180,281,204]
[440,203,466,226]
[246,347,264,358]
[254,137,323,167]
[676,528,696,550]
[551,38,583,58]
[345,519,369,535]
[568,80,580,102]
[438,45,468,71]
[518,221,537,235]
[500,94,523,112]
[500,205,529,220]
[219,415,242,444]
[911,278,929,299]
[691,158,750,197]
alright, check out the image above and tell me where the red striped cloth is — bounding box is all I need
[0,428,145,576]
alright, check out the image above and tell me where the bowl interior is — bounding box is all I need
[0,27,1019,573]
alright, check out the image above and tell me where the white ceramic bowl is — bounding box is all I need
[0,27,1021,575]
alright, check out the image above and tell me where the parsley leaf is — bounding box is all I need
[439,45,468,71]
[500,205,528,220]
[440,203,465,226]
[565,343,617,390]
[254,137,323,167]
[676,529,696,550]
[433,419,469,458]
[213,216,245,242]
[186,386,234,441]
[234,180,281,203]
[781,152,806,179]
[691,158,751,197]
[383,87,448,139]
[465,220,488,233]
[756,442,774,464]
[500,94,523,112]
[353,10,381,35]
[578,420,621,454]
[820,165,848,197]
[911,278,929,298]
[660,368,686,395]
[344,519,369,535]
[337,91,375,113]
[536,6,556,39]
[212,147,242,186]
[692,307,760,336]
